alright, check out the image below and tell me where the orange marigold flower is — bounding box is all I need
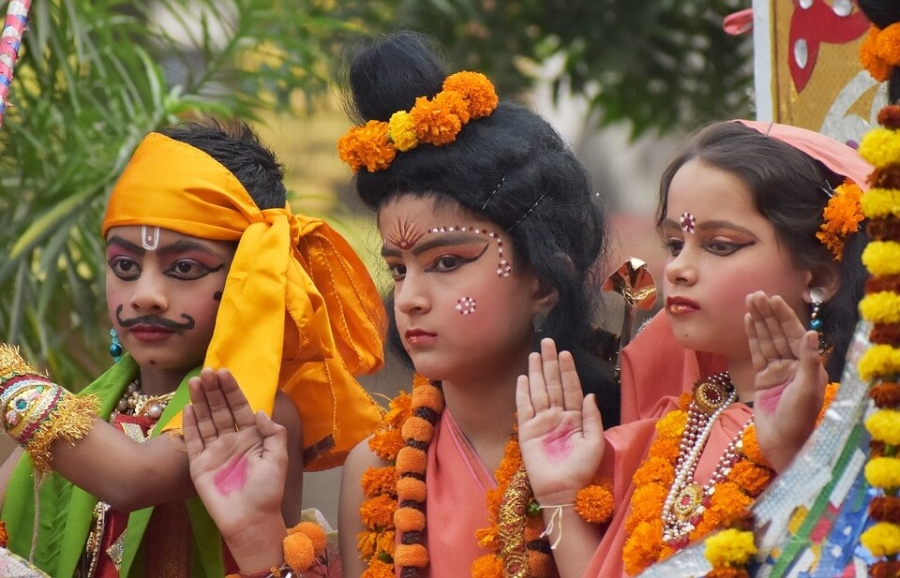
[471,554,504,577]
[361,466,399,497]
[411,94,464,146]
[656,408,688,438]
[360,494,397,529]
[394,543,429,567]
[283,532,316,571]
[817,181,864,260]
[622,519,664,576]
[442,71,499,119]
[369,428,404,462]
[361,558,395,578]
[727,461,773,496]
[710,482,754,513]
[288,521,327,557]
[375,530,395,556]
[632,456,676,487]
[647,436,681,460]
[741,426,768,466]
[356,529,378,559]
[384,391,413,425]
[575,483,614,524]
[336,120,396,173]
[871,382,900,407]
[0,520,7,549]
[861,26,893,82]
[476,525,499,550]
[707,568,750,578]
[876,23,900,66]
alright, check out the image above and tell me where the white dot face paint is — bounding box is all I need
[141,225,160,250]
[679,212,696,234]
[455,296,476,315]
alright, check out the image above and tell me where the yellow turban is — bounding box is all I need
[102,132,385,470]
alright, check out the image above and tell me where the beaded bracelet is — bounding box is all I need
[0,344,99,474]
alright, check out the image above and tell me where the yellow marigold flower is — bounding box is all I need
[375,530,395,556]
[859,345,900,381]
[442,71,499,119]
[471,554,504,577]
[865,456,900,490]
[704,529,758,567]
[861,26,893,82]
[388,111,419,152]
[863,241,900,276]
[860,521,900,557]
[859,127,900,168]
[336,120,396,173]
[861,188,900,220]
[656,408,687,438]
[361,558,395,578]
[357,529,378,559]
[866,409,900,445]
[876,23,900,66]
[860,292,900,325]
[411,94,464,146]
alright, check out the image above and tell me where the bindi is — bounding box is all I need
[142,226,160,250]
[455,296,476,315]
[541,424,575,463]
[386,217,426,250]
[213,455,248,496]
[679,212,696,234]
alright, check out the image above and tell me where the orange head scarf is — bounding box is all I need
[102,132,386,470]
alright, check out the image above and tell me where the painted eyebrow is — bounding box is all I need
[661,218,757,237]
[106,236,225,259]
[381,233,489,258]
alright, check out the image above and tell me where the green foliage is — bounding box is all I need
[384,0,754,137]
[0,0,367,386]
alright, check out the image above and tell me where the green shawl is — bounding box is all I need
[1,356,224,577]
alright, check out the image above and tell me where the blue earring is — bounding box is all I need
[810,288,825,352]
[109,328,123,363]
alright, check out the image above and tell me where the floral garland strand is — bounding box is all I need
[337,71,499,173]
[357,375,613,578]
[620,391,776,576]
[856,106,900,578]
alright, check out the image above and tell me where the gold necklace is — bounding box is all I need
[109,378,176,423]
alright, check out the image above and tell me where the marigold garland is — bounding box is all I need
[358,375,612,577]
[338,71,499,173]
[862,241,900,276]
[620,391,775,577]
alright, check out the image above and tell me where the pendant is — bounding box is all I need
[694,376,734,414]
[673,481,703,519]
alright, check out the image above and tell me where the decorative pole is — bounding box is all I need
[0,0,32,130]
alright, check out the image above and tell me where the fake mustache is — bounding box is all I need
[115,304,196,330]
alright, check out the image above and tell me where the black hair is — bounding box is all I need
[656,121,868,381]
[157,120,287,210]
[343,32,619,426]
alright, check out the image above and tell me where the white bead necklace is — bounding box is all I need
[660,372,748,546]
[109,378,177,423]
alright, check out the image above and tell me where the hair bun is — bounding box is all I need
[349,32,448,122]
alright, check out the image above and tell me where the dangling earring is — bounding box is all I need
[809,287,825,353]
[109,328,123,363]
[532,310,548,335]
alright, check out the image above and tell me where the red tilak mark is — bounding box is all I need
[214,455,248,496]
[541,424,575,463]
[757,382,789,416]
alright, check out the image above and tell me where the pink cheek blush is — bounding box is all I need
[757,382,789,416]
[541,424,575,463]
[213,455,248,496]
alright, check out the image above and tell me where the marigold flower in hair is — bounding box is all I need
[817,180,864,260]
[338,70,498,173]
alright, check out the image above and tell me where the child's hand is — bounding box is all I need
[516,338,604,505]
[745,291,826,472]
[183,368,288,573]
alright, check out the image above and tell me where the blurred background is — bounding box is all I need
[0,0,755,522]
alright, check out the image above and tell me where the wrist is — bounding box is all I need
[225,516,287,575]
